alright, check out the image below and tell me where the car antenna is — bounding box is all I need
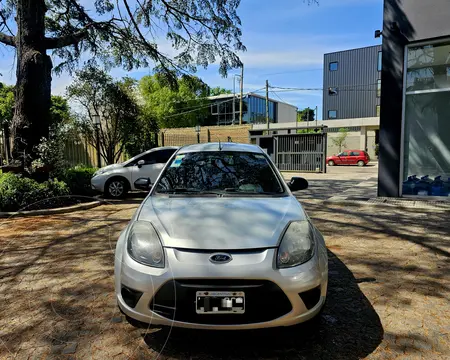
[213,134,223,150]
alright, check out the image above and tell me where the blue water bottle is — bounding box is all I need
[430,176,444,196]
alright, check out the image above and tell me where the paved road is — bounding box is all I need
[283,163,379,200]
[1,189,449,359]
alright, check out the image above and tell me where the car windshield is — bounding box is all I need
[154,151,285,195]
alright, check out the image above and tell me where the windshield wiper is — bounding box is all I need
[157,188,222,195]
[223,188,282,195]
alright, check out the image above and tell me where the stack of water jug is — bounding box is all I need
[402,175,450,196]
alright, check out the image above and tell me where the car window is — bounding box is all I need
[140,152,157,165]
[338,152,348,156]
[154,151,285,195]
[350,151,360,156]
[154,149,177,164]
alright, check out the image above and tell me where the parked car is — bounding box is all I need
[326,150,370,167]
[91,146,178,198]
[115,142,328,330]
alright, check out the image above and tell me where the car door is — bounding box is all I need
[349,151,361,165]
[336,151,348,165]
[131,149,176,186]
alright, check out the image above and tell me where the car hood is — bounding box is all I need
[99,163,123,173]
[137,196,306,250]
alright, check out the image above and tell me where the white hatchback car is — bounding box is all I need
[115,143,328,330]
[91,147,178,198]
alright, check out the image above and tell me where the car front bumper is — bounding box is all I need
[116,246,328,330]
[91,175,106,193]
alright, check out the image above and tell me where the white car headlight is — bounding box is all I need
[277,221,315,269]
[94,169,107,177]
[127,221,164,268]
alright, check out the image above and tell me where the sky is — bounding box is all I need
[0,0,383,119]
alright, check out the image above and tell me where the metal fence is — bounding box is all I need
[275,133,327,172]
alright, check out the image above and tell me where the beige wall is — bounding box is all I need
[327,130,377,158]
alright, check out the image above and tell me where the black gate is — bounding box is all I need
[274,133,327,172]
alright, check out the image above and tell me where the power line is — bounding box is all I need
[258,68,323,76]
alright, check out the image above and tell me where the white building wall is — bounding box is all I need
[277,103,298,123]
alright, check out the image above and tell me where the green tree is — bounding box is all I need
[67,65,140,164]
[0,0,246,166]
[139,74,210,128]
[209,87,232,96]
[331,128,349,153]
[297,108,315,122]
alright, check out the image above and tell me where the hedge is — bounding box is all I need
[0,173,70,212]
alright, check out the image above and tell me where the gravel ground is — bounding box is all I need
[0,198,449,360]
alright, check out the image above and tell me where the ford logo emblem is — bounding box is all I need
[209,253,232,264]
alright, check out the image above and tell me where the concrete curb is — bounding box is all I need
[0,200,104,218]
[322,198,450,212]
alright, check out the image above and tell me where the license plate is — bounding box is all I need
[196,291,245,314]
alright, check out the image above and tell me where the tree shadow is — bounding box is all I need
[142,250,384,360]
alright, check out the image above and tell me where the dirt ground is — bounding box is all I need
[0,198,449,360]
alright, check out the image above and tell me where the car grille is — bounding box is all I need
[150,279,292,325]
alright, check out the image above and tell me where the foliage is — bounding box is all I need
[32,96,75,177]
[297,108,315,122]
[62,166,97,197]
[331,128,349,152]
[139,74,210,128]
[67,65,140,164]
[0,1,245,80]
[0,173,70,212]
[375,143,380,157]
[209,87,232,96]
[0,83,14,126]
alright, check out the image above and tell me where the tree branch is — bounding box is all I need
[44,28,89,49]
[0,31,15,47]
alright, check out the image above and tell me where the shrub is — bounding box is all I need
[62,166,97,197]
[0,173,70,212]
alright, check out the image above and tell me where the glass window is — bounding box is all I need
[350,151,361,156]
[154,149,177,164]
[328,87,338,96]
[406,41,450,92]
[376,105,381,117]
[155,151,285,195]
[338,152,348,156]
[328,110,337,119]
[378,51,382,71]
[329,62,338,71]
[377,79,381,97]
[141,152,157,165]
[402,40,450,197]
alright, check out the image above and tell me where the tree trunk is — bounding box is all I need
[11,0,51,168]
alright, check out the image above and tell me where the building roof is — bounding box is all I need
[324,44,382,56]
[207,92,297,109]
[178,142,263,154]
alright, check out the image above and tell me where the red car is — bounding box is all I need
[327,150,370,167]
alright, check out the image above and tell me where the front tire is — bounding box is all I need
[328,160,335,166]
[105,178,128,199]
[357,160,365,167]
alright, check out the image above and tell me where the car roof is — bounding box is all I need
[177,142,265,154]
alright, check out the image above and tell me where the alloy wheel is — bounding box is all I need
[109,181,124,197]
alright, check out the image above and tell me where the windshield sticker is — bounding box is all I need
[170,155,185,167]
[255,154,265,159]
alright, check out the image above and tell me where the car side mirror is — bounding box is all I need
[137,159,145,168]
[134,177,151,191]
[288,177,308,192]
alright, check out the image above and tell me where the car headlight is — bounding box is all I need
[93,169,107,177]
[277,221,315,269]
[127,221,164,268]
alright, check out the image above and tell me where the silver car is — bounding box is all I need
[115,143,328,330]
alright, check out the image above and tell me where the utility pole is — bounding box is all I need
[232,76,236,125]
[266,80,269,129]
[306,107,310,133]
[239,64,244,125]
[315,106,318,129]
